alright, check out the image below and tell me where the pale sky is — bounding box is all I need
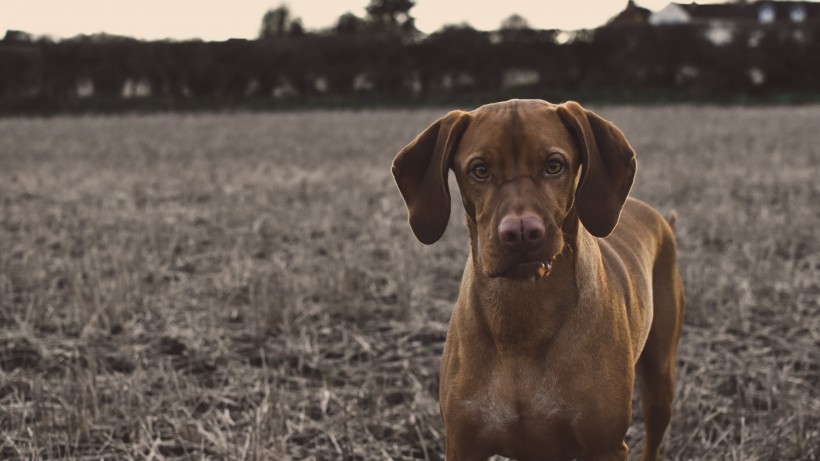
[2,0,722,41]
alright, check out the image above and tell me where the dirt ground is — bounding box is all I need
[1,105,818,460]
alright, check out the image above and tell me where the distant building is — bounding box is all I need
[649,1,820,26]
[754,1,820,23]
[608,1,652,26]
[648,1,820,45]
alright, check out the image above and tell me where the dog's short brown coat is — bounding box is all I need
[392,100,684,461]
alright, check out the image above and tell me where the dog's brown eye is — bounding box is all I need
[545,160,564,176]
[471,164,490,180]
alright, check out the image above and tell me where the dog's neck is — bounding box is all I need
[462,212,604,355]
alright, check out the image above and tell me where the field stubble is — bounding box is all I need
[0,106,817,460]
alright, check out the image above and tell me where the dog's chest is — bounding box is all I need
[456,372,581,458]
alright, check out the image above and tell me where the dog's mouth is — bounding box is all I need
[488,260,553,281]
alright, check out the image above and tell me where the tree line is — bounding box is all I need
[1,8,819,113]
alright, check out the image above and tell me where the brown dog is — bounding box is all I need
[392,100,684,461]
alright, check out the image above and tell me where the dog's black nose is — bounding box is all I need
[498,214,545,248]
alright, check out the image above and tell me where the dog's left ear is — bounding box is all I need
[558,101,636,237]
[392,110,470,244]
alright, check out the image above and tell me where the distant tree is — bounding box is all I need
[3,30,34,43]
[335,12,366,35]
[289,18,305,37]
[498,13,539,43]
[424,24,500,92]
[0,31,39,98]
[365,0,416,34]
[259,5,304,39]
[500,14,530,31]
[260,6,290,38]
[66,33,135,43]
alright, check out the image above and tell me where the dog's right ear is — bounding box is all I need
[392,110,470,244]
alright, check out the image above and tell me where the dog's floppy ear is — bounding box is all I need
[392,110,470,244]
[557,101,636,237]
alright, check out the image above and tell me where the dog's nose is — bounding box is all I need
[498,214,545,248]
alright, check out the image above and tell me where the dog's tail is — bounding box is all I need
[666,210,678,233]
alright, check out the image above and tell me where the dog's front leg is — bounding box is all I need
[445,441,489,461]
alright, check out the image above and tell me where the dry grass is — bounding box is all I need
[0,105,817,460]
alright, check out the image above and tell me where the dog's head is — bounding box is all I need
[392,100,636,280]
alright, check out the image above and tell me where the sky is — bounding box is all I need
[2,0,728,41]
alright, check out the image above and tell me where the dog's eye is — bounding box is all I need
[545,160,564,176]
[470,164,490,180]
